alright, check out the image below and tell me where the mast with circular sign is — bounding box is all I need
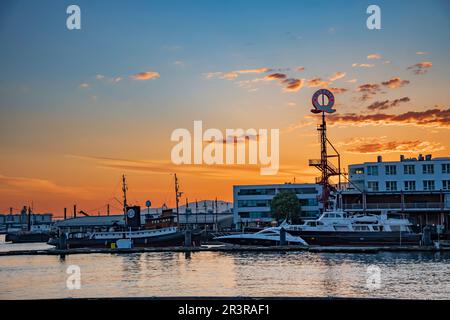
[308,89,341,209]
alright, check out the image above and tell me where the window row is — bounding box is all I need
[367,180,450,191]
[361,163,450,176]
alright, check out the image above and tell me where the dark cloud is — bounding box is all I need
[408,61,433,75]
[367,97,410,111]
[328,108,450,128]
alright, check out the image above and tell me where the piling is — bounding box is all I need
[422,226,432,246]
[279,227,287,246]
[184,230,192,247]
[64,207,67,220]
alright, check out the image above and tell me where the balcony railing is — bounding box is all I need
[343,202,450,210]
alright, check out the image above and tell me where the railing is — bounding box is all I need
[343,202,449,210]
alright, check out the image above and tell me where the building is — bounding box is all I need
[0,207,53,232]
[233,183,323,229]
[343,154,450,229]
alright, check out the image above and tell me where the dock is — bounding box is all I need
[1,245,449,256]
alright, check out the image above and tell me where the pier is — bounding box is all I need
[1,244,448,257]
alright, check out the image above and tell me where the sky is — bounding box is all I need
[0,0,450,215]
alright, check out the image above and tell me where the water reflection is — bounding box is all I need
[0,251,449,299]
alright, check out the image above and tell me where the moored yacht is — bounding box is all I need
[280,210,422,246]
[214,227,308,246]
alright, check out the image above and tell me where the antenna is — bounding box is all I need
[174,174,183,228]
[122,174,128,215]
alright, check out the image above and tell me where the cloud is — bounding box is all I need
[130,71,160,80]
[329,71,346,81]
[282,78,304,92]
[357,83,381,101]
[204,68,269,80]
[352,63,374,68]
[265,73,287,80]
[383,60,391,64]
[173,60,185,67]
[366,97,410,111]
[297,66,305,72]
[346,79,357,83]
[306,77,330,88]
[95,74,123,83]
[329,87,348,94]
[79,83,89,89]
[381,77,410,89]
[338,137,444,154]
[416,51,429,55]
[408,61,433,75]
[367,54,381,60]
[328,108,450,129]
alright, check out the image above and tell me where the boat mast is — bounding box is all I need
[174,174,182,228]
[122,174,128,215]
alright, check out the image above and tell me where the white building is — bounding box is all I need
[348,154,450,193]
[344,154,450,227]
[233,183,323,228]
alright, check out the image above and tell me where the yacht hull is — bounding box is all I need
[287,230,421,246]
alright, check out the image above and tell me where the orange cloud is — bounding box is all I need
[306,77,330,88]
[339,137,444,154]
[131,71,160,80]
[329,71,346,81]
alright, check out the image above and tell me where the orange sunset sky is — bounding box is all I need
[1,1,450,216]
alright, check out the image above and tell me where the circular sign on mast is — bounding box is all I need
[311,89,336,113]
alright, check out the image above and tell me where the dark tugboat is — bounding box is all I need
[48,175,199,249]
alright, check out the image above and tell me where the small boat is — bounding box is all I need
[5,225,54,243]
[214,227,308,246]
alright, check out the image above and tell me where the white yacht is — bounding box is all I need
[280,210,421,246]
[214,227,308,246]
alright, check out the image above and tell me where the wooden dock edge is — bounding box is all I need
[0,245,448,256]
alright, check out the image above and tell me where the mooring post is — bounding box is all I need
[184,230,192,247]
[279,227,286,246]
[59,231,67,250]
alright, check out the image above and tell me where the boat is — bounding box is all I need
[280,210,422,246]
[214,227,308,246]
[5,221,54,243]
[48,175,200,249]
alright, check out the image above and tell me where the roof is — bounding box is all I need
[55,215,125,227]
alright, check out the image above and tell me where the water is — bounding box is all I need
[1,235,450,299]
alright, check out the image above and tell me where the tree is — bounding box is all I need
[270,190,301,223]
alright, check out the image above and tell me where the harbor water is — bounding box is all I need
[1,235,449,299]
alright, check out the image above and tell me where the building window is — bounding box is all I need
[386,181,397,191]
[443,180,450,190]
[237,188,275,196]
[238,200,270,208]
[350,167,364,174]
[404,181,416,191]
[367,181,379,191]
[385,165,397,175]
[442,164,450,174]
[422,164,434,174]
[292,188,318,194]
[423,180,435,191]
[367,166,378,176]
[404,164,415,175]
